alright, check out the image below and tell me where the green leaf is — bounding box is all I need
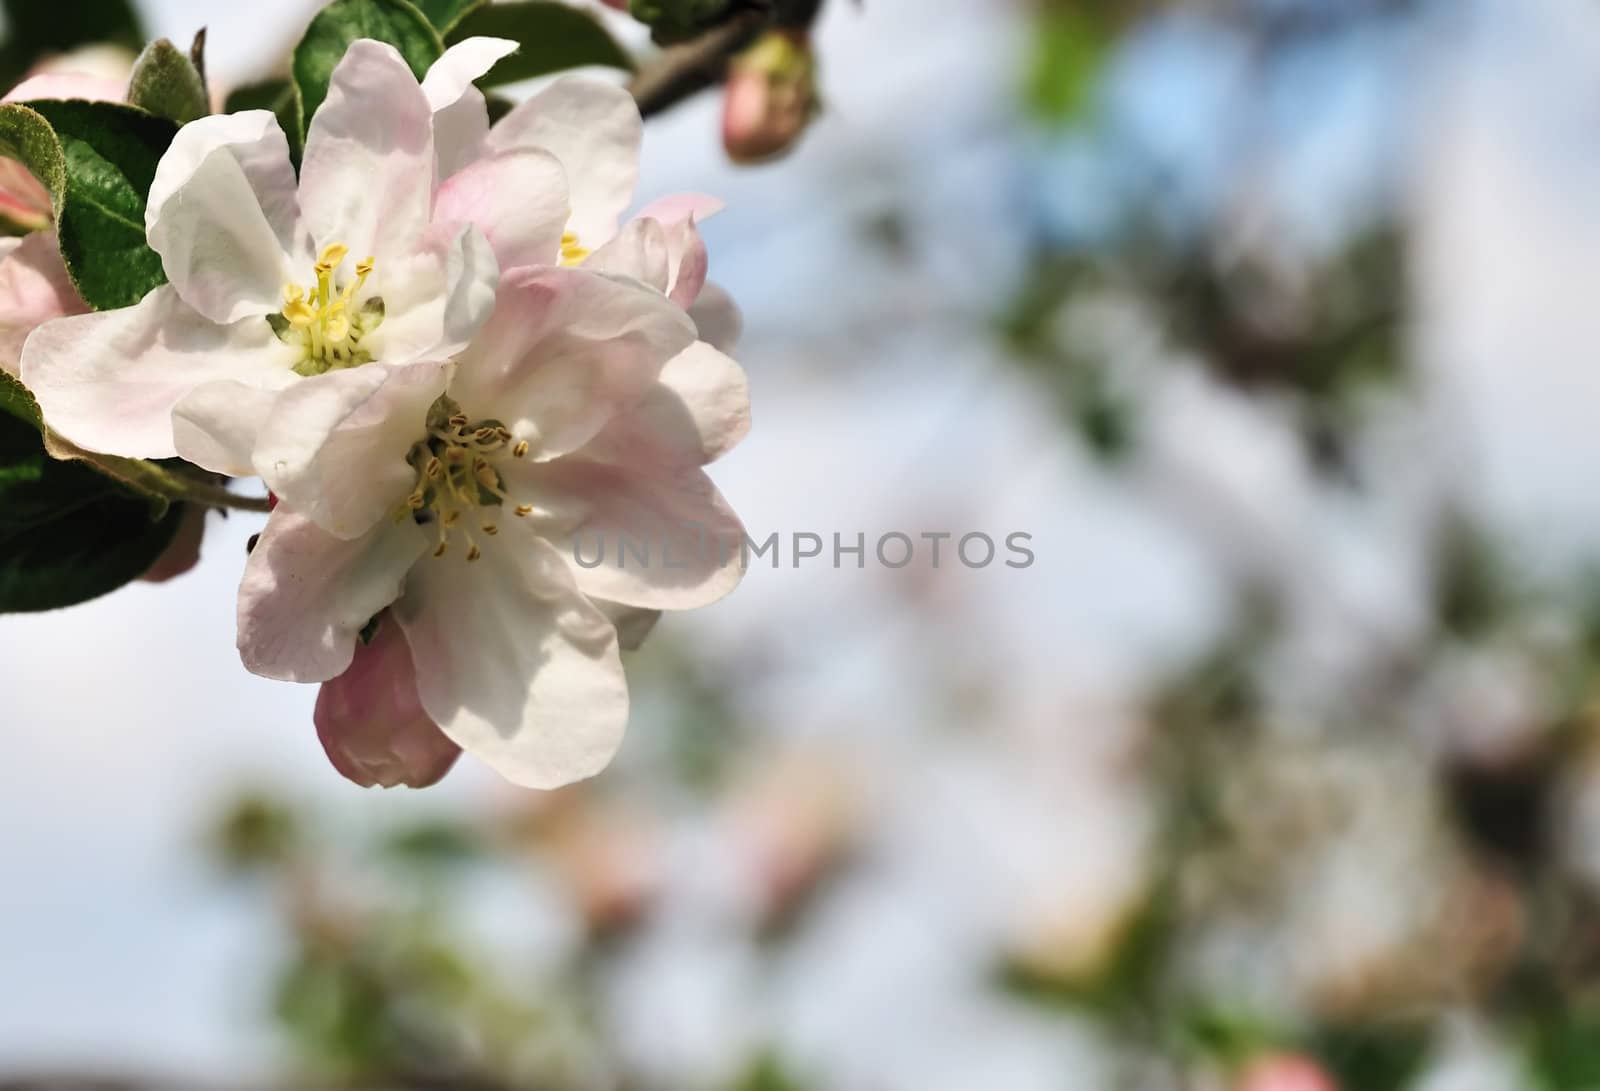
[413,0,487,34]
[449,1,634,84]
[293,0,444,125]
[0,370,40,429]
[0,101,177,311]
[0,410,182,612]
[225,78,304,158]
[128,39,211,125]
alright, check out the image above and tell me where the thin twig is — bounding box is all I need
[627,6,773,119]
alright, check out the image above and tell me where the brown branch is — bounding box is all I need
[627,6,773,119]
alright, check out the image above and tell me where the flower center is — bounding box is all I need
[400,396,532,562]
[269,243,385,376]
[560,230,590,266]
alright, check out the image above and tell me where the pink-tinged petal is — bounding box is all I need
[579,341,751,470]
[238,509,429,683]
[255,361,449,540]
[394,533,627,790]
[689,282,742,353]
[488,76,641,246]
[583,217,670,293]
[316,614,461,789]
[423,36,518,178]
[518,458,745,611]
[301,40,434,264]
[146,111,304,324]
[140,503,208,584]
[629,197,725,303]
[4,73,126,104]
[22,285,296,459]
[433,149,568,270]
[374,224,499,362]
[172,379,290,478]
[0,158,52,231]
[451,265,697,460]
[0,231,84,375]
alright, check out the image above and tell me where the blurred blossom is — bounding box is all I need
[723,30,818,164]
[1234,1054,1340,1091]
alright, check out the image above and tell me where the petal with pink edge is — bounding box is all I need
[433,149,568,271]
[0,231,84,374]
[584,217,671,294]
[300,41,435,264]
[423,36,518,178]
[22,285,295,459]
[238,509,429,683]
[578,341,751,470]
[394,532,627,790]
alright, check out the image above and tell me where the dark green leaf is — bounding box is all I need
[0,0,144,86]
[0,410,182,612]
[128,39,211,125]
[293,0,444,125]
[413,0,487,34]
[448,1,634,85]
[225,78,304,158]
[0,101,177,311]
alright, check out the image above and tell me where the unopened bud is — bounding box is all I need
[314,614,460,789]
[140,503,207,584]
[722,30,818,165]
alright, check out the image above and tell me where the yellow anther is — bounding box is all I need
[433,542,448,558]
[514,504,533,517]
[560,231,590,266]
[282,283,306,305]
[466,544,482,563]
[318,243,350,269]
[482,524,499,536]
[282,300,316,327]
[513,441,529,459]
[356,256,375,278]
[324,312,350,343]
[425,457,442,480]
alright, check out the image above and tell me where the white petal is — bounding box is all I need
[373,224,500,363]
[488,76,641,246]
[300,40,435,264]
[146,111,303,324]
[172,379,287,477]
[433,149,568,270]
[579,340,751,469]
[631,193,722,306]
[255,361,449,540]
[394,533,628,789]
[521,457,746,611]
[238,509,428,683]
[450,265,697,461]
[0,230,83,375]
[423,36,518,178]
[21,285,295,459]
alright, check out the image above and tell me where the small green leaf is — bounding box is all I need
[225,78,304,158]
[413,0,487,34]
[449,1,634,84]
[128,39,211,125]
[294,0,444,125]
[0,101,177,311]
[0,410,182,612]
[0,370,40,429]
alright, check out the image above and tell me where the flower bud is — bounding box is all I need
[140,503,207,584]
[1235,1054,1340,1091]
[315,615,460,789]
[722,30,818,165]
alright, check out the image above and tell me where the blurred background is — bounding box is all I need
[9,0,1600,1087]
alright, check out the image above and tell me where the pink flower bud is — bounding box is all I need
[722,30,817,165]
[140,503,207,584]
[1236,1055,1340,1091]
[315,615,460,789]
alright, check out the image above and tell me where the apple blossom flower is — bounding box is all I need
[21,37,570,480]
[722,30,818,165]
[237,262,749,788]
[315,611,461,789]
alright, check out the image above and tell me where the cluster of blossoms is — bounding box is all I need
[10,38,750,790]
